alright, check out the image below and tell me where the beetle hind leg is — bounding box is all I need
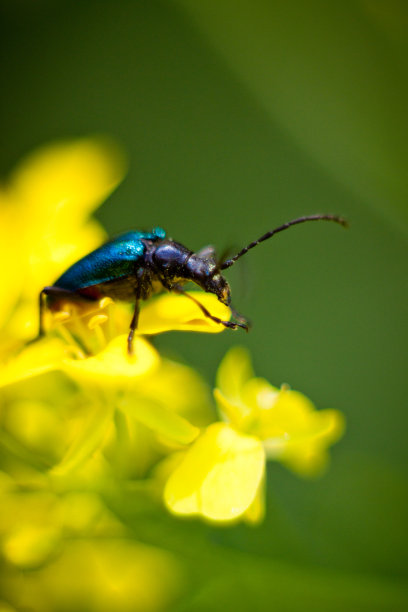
[127,300,140,355]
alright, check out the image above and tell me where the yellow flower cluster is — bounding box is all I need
[0,139,345,610]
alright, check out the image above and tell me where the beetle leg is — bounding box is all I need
[172,285,248,331]
[159,278,173,292]
[39,288,49,337]
[127,299,140,355]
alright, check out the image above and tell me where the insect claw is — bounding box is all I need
[236,321,249,332]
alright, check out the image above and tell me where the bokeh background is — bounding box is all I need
[1,0,407,610]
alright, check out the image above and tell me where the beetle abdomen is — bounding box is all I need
[77,275,143,301]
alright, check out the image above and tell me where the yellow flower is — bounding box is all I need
[164,346,345,523]
[0,138,239,514]
[0,137,126,345]
[0,290,229,476]
[0,136,346,612]
[0,138,249,611]
[0,478,183,612]
[215,347,345,476]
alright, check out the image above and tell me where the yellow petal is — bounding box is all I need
[0,338,67,388]
[214,388,253,430]
[119,398,199,446]
[3,400,65,461]
[138,292,231,334]
[62,336,159,386]
[216,345,254,401]
[275,408,346,477]
[243,477,265,524]
[0,197,24,329]
[10,539,183,612]
[59,492,104,533]
[9,137,126,224]
[50,402,113,477]
[258,387,331,438]
[3,300,41,343]
[164,423,265,521]
[214,346,257,427]
[135,358,214,428]
[260,388,346,476]
[3,524,61,569]
[242,377,280,414]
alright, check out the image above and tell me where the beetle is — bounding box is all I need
[39,214,347,354]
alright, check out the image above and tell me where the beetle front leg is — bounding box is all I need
[172,285,248,332]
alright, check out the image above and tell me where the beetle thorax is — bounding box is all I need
[150,240,193,283]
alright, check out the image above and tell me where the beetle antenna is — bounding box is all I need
[219,214,348,271]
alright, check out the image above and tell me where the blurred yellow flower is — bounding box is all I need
[215,347,345,477]
[0,138,230,483]
[0,137,126,346]
[0,138,346,611]
[164,346,345,522]
[0,138,219,611]
[0,293,226,477]
[0,481,183,612]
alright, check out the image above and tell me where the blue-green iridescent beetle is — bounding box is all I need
[39,215,347,353]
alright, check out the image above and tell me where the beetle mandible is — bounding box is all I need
[39,214,347,354]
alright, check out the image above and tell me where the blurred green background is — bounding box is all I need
[1,0,407,610]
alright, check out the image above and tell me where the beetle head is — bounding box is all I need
[202,272,231,305]
[185,254,231,305]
